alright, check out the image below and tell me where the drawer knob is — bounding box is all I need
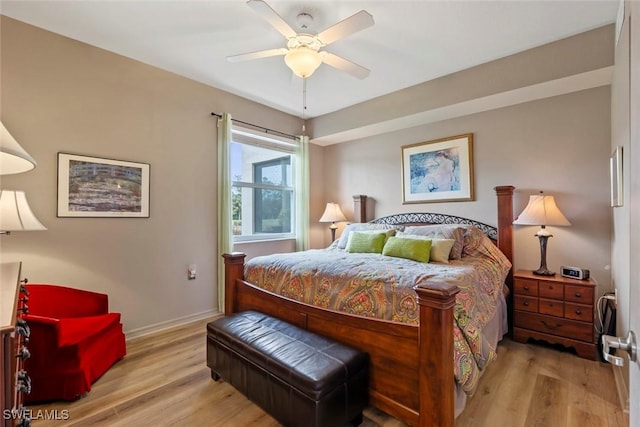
[523,285,529,291]
[541,320,562,330]
[575,292,582,298]
[523,301,529,306]
[575,309,582,315]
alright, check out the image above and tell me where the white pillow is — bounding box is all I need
[430,239,455,263]
[395,232,455,263]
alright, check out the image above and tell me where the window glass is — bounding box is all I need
[230,129,296,241]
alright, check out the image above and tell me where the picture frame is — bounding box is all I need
[401,134,474,204]
[610,146,623,207]
[57,153,150,217]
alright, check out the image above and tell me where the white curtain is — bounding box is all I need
[295,135,310,251]
[217,113,233,313]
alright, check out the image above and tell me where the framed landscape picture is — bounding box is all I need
[57,153,150,217]
[401,134,474,204]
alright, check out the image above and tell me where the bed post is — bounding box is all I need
[222,252,246,315]
[353,195,367,223]
[495,185,515,265]
[414,285,459,427]
[495,185,515,334]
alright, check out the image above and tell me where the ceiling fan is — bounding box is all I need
[227,0,374,79]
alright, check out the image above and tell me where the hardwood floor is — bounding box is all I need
[27,317,628,427]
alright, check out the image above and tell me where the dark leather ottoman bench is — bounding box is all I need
[206,310,368,427]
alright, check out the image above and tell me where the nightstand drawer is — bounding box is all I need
[514,312,593,342]
[539,298,564,317]
[539,282,563,299]
[565,302,592,322]
[514,295,538,313]
[514,279,538,296]
[564,284,594,305]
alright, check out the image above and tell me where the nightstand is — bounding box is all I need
[512,269,596,359]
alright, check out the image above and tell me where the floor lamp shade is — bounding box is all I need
[0,190,47,233]
[0,121,37,175]
[513,191,570,275]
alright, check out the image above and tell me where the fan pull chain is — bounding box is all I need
[301,77,307,133]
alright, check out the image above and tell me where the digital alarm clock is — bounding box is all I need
[560,266,590,280]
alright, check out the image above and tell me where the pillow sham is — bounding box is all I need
[460,226,512,273]
[395,233,455,263]
[402,225,465,259]
[346,231,387,254]
[382,236,432,263]
[337,223,403,249]
[430,238,455,263]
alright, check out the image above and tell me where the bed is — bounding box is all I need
[223,185,515,427]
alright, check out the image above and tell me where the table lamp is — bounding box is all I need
[319,202,347,242]
[0,190,47,234]
[513,191,570,276]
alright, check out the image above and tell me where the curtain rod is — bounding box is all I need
[211,112,297,140]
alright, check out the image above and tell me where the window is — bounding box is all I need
[231,127,297,241]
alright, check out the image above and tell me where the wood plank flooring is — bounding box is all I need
[27,316,628,426]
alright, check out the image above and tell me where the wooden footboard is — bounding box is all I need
[222,186,514,427]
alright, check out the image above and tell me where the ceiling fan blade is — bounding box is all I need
[321,52,370,79]
[226,48,288,63]
[247,0,297,39]
[317,10,374,46]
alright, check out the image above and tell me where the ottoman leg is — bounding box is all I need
[211,370,221,381]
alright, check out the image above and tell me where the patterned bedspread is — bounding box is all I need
[244,227,511,395]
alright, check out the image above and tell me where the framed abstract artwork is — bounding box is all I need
[57,153,150,217]
[401,134,474,203]
[610,146,623,207]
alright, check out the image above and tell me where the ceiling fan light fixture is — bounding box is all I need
[284,46,322,78]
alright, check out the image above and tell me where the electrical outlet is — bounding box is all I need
[188,264,196,280]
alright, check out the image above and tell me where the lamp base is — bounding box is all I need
[329,223,338,242]
[532,268,555,276]
[533,233,555,276]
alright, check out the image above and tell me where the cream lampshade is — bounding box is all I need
[0,121,37,175]
[0,190,47,234]
[319,202,347,242]
[513,191,570,276]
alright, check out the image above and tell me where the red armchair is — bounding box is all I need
[22,284,126,402]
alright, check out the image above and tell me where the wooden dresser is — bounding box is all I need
[1,262,30,427]
[513,269,596,359]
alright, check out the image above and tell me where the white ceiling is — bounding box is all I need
[1,1,619,119]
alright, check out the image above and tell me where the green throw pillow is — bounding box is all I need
[382,236,432,263]
[346,231,387,254]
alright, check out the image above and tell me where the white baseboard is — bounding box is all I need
[612,364,630,414]
[124,309,220,341]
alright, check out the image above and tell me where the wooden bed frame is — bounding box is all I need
[223,185,515,427]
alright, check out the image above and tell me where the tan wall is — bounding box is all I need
[318,86,613,295]
[0,17,302,334]
[611,4,630,347]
